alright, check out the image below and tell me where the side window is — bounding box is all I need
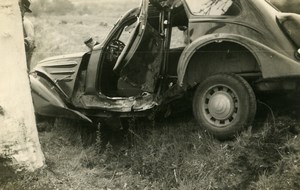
[170,27,188,48]
[185,0,240,16]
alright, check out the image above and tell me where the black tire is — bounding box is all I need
[193,73,257,140]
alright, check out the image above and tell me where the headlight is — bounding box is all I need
[30,71,38,78]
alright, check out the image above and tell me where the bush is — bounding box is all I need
[31,0,75,16]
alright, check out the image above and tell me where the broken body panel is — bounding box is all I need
[30,0,300,124]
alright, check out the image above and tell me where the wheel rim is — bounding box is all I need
[202,85,239,127]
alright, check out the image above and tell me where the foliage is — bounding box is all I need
[30,0,139,16]
[31,0,75,16]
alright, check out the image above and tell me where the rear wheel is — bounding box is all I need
[193,73,257,140]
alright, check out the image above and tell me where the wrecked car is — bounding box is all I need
[30,0,300,139]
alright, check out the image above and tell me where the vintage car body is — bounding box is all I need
[30,0,300,139]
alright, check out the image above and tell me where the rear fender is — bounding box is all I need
[30,75,92,123]
[178,33,300,88]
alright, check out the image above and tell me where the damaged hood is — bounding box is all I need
[37,52,86,65]
[32,52,86,99]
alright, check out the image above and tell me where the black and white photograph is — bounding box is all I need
[1,0,300,189]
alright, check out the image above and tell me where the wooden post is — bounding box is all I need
[0,0,44,175]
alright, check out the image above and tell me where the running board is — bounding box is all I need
[79,92,158,112]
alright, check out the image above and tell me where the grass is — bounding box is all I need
[1,0,300,189]
[1,109,300,189]
[30,0,140,68]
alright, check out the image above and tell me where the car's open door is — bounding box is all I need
[114,0,165,97]
[76,0,165,112]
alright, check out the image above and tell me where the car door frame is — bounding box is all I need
[84,7,140,95]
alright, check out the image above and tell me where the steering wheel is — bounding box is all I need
[113,21,140,74]
[106,39,125,63]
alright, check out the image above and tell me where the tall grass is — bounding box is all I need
[3,112,300,189]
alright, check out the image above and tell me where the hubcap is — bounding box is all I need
[202,85,239,127]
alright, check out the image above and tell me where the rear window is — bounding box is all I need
[185,0,240,16]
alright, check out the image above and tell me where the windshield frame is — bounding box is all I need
[183,0,242,17]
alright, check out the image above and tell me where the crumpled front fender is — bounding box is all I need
[30,75,92,123]
[177,33,300,87]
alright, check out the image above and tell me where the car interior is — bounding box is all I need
[96,2,189,98]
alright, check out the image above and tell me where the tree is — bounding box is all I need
[0,0,44,176]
